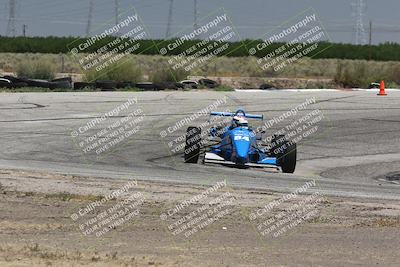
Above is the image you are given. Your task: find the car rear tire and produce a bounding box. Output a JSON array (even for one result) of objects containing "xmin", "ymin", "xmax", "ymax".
[
  {"xmin": 271, "ymin": 135, "xmax": 296, "ymax": 173},
  {"xmin": 184, "ymin": 127, "xmax": 201, "ymax": 163}
]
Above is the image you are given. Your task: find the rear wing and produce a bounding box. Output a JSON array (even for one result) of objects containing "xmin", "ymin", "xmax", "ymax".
[{"xmin": 210, "ymin": 111, "xmax": 263, "ymax": 120}]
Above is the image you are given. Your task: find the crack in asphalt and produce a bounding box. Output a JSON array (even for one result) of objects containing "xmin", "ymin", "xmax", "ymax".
[{"xmin": 0, "ymin": 102, "xmax": 46, "ymax": 110}]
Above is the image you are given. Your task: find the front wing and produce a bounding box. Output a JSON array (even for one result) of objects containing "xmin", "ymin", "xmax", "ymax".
[{"xmin": 204, "ymin": 152, "xmax": 280, "ymax": 171}]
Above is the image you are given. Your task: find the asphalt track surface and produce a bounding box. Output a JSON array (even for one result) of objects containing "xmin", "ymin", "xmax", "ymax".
[{"xmin": 0, "ymin": 90, "xmax": 399, "ymax": 200}]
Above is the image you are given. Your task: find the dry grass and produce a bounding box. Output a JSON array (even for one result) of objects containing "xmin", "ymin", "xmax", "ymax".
[
  {"xmin": 83, "ymin": 60, "xmax": 142, "ymax": 83},
  {"xmin": 15, "ymin": 59, "xmax": 56, "ymax": 80},
  {"xmin": 1, "ymin": 53, "xmax": 400, "ymax": 87},
  {"xmin": 374, "ymin": 218, "xmax": 400, "ymax": 227}
]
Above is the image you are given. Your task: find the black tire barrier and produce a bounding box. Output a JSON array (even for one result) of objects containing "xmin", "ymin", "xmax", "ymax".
[
  {"xmin": 11, "ymin": 82, "xmax": 28, "ymax": 88},
  {"xmin": 259, "ymin": 83, "xmax": 275, "ymax": 90},
  {"xmin": 198, "ymin": 78, "xmax": 219, "ymax": 88},
  {"xmin": 0, "ymin": 80, "xmax": 12, "ymax": 88},
  {"xmin": 135, "ymin": 83, "xmax": 156, "ymax": 90},
  {"xmin": 52, "ymin": 77, "xmax": 72, "ymax": 83},
  {"xmin": 26, "ymin": 79, "xmax": 51, "ymax": 88},
  {"xmin": 49, "ymin": 80, "xmax": 72, "ymax": 90},
  {"xmin": 153, "ymin": 83, "xmax": 166, "ymax": 90},
  {"xmin": 181, "ymin": 82, "xmax": 198, "ymax": 89},
  {"xmin": 2, "ymin": 75, "xmax": 27, "ymax": 84},
  {"xmin": 153, "ymin": 82, "xmax": 182, "ymax": 90},
  {"xmin": 95, "ymin": 80, "xmax": 117, "ymax": 91},
  {"xmin": 73, "ymin": 82, "xmax": 95, "ymax": 90},
  {"xmin": 116, "ymin": 81, "xmax": 135, "ymax": 89},
  {"xmin": 175, "ymin": 82, "xmax": 185, "ymax": 89}
]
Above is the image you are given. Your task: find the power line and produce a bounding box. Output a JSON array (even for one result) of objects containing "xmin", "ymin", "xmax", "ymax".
[{"xmin": 6, "ymin": 0, "xmax": 16, "ymax": 37}]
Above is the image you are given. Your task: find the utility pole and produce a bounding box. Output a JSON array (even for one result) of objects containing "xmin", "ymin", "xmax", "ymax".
[
  {"xmin": 368, "ymin": 20, "xmax": 372, "ymax": 45},
  {"xmin": 22, "ymin": 24, "xmax": 26, "ymax": 37},
  {"xmin": 86, "ymin": 0, "xmax": 94, "ymax": 36},
  {"xmin": 194, "ymin": 0, "xmax": 198, "ymax": 32},
  {"xmin": 368, "ymin": 20, "xmax": 372, "ymax": 60},
  {"xmin": 165, "ymin": 0, "xmax": 174, "ymax": 38},
  {"xmin": 115, "ymin": 0, "xmax": 119, "ymax": 26},
  {"xmin": 6, "ymin": 0, "xmax": 16, "ymax": 37}
]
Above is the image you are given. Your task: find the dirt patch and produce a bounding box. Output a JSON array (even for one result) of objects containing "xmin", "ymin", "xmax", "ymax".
[{"xmin": 0, "ymin": 169, "xmax": 399, "ymax": 266}]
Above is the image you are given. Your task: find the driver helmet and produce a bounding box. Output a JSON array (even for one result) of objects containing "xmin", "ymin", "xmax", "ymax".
[{"xmin": 232, "ymin": 116, "xmax": 248, "ymax": 128}]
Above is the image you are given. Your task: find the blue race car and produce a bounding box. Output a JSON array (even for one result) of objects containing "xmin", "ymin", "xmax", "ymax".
[{"xmin": 184, "ymin": 109, "xmax": 297, "ymax": 173}]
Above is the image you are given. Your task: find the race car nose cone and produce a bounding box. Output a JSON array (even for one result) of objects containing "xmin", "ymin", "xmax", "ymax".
[{"xmin": 235, "ymin": 140, "xmax": 250, "ymax": 164}]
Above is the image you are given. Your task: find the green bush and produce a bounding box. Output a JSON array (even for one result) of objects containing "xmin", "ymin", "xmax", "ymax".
[
  {"xmin": 4, "ymin": 37, "xmax": 400, "ymax": 62},
  {"xmin": 84, "ymin": 60, "xmax": 142, "ymax": 82},
  {"xmin": 16, "ymin": 60, "xmax": 56, "ymax": 80}
]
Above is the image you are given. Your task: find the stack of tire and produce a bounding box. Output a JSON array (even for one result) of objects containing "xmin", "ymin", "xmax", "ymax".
[
  {"xmin": 74, "ymin": 81, "xmax": 184, "ymax": 91},
  {"xmin": 0, "ymin": 75, "xmax": 189, "ymax": 91},
  {"xmin": 198, "ymin": 78, "xmax": 219, "ymax": 88},
  {"xmin": 0, "ymin": 76, "xmax": 28, "ymax": 88},
  {"xmin": 135, "ymin": 82, "xmax": 184, "ymax": 91},
  {"xmin": 0, "ymin": 75, "xmax": 73, "ymax": 90}
]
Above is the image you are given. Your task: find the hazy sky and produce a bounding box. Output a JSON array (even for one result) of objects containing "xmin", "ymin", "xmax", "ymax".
[{"xmin": 1, "ymin": 0, "xmax": 400, "ymax": 44}]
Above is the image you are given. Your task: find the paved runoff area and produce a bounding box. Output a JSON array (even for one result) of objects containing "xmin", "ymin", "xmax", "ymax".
[
  {"xmin": 1, "ymin": 90, "xmax": 400, "ymax": 266},
  {"xmin": 0, "ymin": 90, "xmax": 399, "ymax": 200}
]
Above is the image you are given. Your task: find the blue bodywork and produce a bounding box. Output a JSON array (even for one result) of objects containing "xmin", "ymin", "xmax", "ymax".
[{"xmin": 208, "ymin": 110, "xmax": 277, "ymax": 167}]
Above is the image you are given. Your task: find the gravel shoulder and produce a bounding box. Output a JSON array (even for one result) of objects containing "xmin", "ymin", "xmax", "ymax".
[{"xmin": 0, "ymin": 169, "xmax": 399, "ymax": 267}]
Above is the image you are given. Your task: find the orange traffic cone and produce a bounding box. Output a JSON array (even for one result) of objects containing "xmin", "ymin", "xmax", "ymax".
[{"xmin": 377, "ymin": 80, "xmax": 387, "ymax": 96}]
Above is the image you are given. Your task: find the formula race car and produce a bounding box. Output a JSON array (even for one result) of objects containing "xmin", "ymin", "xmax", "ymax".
[{"xmin": 184, "ymin": 109, "xmax": 297, "ymax": 173}]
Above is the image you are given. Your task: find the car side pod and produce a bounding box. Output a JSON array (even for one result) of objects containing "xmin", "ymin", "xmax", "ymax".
[{"xmin": 377, "ymin": 80, "xmax": 387, "ymax": 96}]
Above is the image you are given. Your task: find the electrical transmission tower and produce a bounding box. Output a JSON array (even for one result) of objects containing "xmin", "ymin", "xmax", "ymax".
[
  {"xmin": 194, "ymin": 0, "xmax": 198, "ymax": 31},
  {"xmin": 165, "ymin": 0, "xmax": 174, "ymax": 38},
  {"xmin": 115, "ymin": 0, "xmax": 120, "ymax": 26},
  {"xmin": 352, "ymin": 0, "xmax": 367, "ymax": 45},
  {"xmin": 86, "ymin": 0, "xmax": 94, "ymax": 36},
  {"xmin": 6, "ymin": 0, "xmax": 16, "ymax": 37}
]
